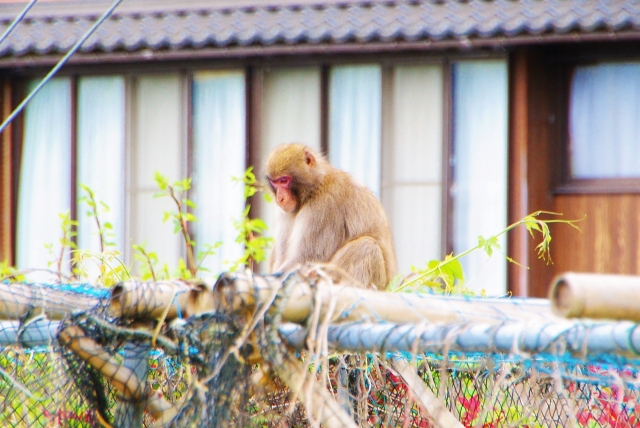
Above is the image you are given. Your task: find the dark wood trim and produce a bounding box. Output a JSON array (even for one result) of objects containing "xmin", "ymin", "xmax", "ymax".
[
  {"xmin": 0, "ymin": 49, "xmax": 508, "ymax": 79},
  {"xmin": 319, "ymin": 64, "xmax": 329, "ymax": 155},
  {"xmin": 507, "ymin": 48, "xmax": 530, "ymax": 297},
  {"xmin": 1, "ymin": 30, "xmax": 639, "ymax": 69},
  {"xmin": 441, "ymin": 59, "xmax": 453, "ymax": 257},
  {"xmin": 10, "ymin": 80, "xmax": 25, "ymax": 264},
  {"xmin": 555, "ymin": 178, "xmax": 640, "ymax": 194},
  {"xmin": 246, "ymin": 66, "xmax": 263, "ymax": 217},
  {"xmin": 123, "ymin": 75, "xmax": 136, "ymax": 264},
  {"xmin": 184, "ymin": 71, "xmax": 194, "ymax": 244},
  {"xmin": 183, "ymin": 71, "xmax": 193, "ymax": 182},
  {"xmin": 552, "ymin": 62, "xmax": 572, "ymax": 190},
  {"xmin": 0, "ymin": 79, "xmax": 13, "ymax": 264},
  {"xmin": 553, "ymin": 59, "xmax": 640, "ymax": 195},
  {"xmin": 525, "ymin": 48, "xmax": 557, "ymax": 298},
  {"xmin": 69, "ymin": 76, "xmax": 78, "ymax": 253},
  {"xmin": 379, "ymin": 64, "xmax": 393, "ymax": 205}
]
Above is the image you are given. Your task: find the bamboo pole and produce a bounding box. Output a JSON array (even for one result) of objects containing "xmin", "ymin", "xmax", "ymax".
[
  {"xmin": 109, "ymin": 280, "xmax": 214, "ymax": 321},
  {"xmin": 214, "ymin": 271, "xmax": 560, "ymax": 327},
  {"xmin": 58, "ymin": 324, "xmax": 176, "ymax": 421},
  {"xmin": 58, "ymin": 325, "xmax": 143, "ymax": 400},
  {"xmin": 390, "ymin": 358, "xmax": 463, "ymax": 428},
  {"xmin": 550, "ymin": 272, "xmax": 640, "ymax": 321},
  {"xmin": 274, "ymin": 353, "xmax": 358, "ymax": 428},
  {"xmin": 0, "ymin": 283, "xmax": 100, "ymax": 320}
]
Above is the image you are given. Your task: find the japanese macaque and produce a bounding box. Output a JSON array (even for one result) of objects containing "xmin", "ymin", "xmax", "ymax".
[{"xmin": 265, "ymin": 143, "xmax": 397, "ymax": 289}]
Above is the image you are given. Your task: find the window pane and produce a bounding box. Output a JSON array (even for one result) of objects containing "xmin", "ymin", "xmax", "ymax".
[
  {"xmin": 77, "ymin": 76, "xmax": 125, "ymax": 260},
  {"xmin": 381, "ymin": 65, "xmax": 443, "ymax": 273},
  {"xmin": 259, "ymin": 67, "xmax": 321, "ymax": 261},
  {"xmin": 130, "ymin": 74, "xmax": 184, "ymax": 271},
  {"xmin": 570, "ymin": 63, "xmax": 640, "ymax": 178},
  {"xmin": 329, "ymin": 65, "xmax": 382, "ymax": 196},
  {"xmin": 452, "ymin": 60, "xmax": 508, "ymax": 296},
  {"xmin": 192, "ymin": 71, "xmax": 246, "ymax": 277},
  {"xmin": 16, "ymin": 78, "xmax": 71, "ymax": 276}
]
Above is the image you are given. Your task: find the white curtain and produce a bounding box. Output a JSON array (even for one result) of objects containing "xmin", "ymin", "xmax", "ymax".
[
  {"xmin": 329, "ymin": 65, "xmax": 382, "ymax": 196},
  {"xmin": 571, "ymin": 63, "xmax": 640, "ymax": 178},
  {"xmin": 259, "ymin": 67, "xmax": 322, "ymax": 263},
  {"xmin": 16, "ymin": 78, "xmax": 71, "ymax": 278},
  {"xmin": 381, "ymin": 65, "xmax": 443, "ymax": 274},
  {"xmin": 192, "ymin": 71, "xmax": 246, "ymax": 278},
  {"xmin": 77, "ymin": 76, "xmax": 125, "ymax": 257},
  {"xmin": 452, "ymin": 60, "xmax": 508, "ymax": 296},
  {"xmin": 130, "ymin": 74, "xmax": 184, "ymax": 271}
]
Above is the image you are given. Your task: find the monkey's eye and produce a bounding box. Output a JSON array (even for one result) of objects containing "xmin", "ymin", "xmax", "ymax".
[{"xmin": 271, "ymin": 177, "xmax": 291, "ymax": 187}]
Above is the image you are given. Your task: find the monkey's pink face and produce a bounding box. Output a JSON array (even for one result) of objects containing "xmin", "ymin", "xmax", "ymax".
[{"xmin": 269, "ymin": 176, "xmax": 297, "ymax": 213}]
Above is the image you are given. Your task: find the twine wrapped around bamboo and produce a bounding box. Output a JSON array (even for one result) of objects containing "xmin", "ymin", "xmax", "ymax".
[
  {"xmin": 214, "ymin": 270, "xmax": 560, "ymax": 326},
  {"xmin": 0, "ymin": 283, "xmax": 99, "ymax": 320},
  {"xmin": 109, "ymin": 280, "xmax": 215, "ymax": 321},
  {"xmin": 549, "ymin": 272, "xmax": 640, "ymax": 321}
]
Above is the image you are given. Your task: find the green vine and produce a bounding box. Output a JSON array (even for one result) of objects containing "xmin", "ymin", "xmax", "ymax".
[{"xmin": 393, "ymin": 211, "xmax": 584, "ymax": 294}]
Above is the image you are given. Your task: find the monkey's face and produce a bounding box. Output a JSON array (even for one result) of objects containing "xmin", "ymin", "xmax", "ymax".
[{"xmin": 268, "ymin": 176, "xmax": 298, "ymax": 213}]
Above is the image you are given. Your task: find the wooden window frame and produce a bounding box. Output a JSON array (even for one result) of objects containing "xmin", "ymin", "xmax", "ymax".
[
  {"xmin": 3, "ymin": 52, "xmax": 506, "ymax": 275},
  {"xmin": 553, "ymin": 54, "xmax": 640, "ymax": 195}
]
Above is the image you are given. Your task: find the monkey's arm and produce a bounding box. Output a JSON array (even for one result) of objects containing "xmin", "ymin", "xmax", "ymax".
[
  {"xmin": 275, "ymin": 195, "xmax": 345, "ymax": 273},
  {"xmin": 269, "ymin": 210, "xmax": 296, "ymax": 273}
]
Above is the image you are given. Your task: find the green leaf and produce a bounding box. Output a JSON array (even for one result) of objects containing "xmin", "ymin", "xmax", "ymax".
[
  {"xmin": 184, "ymin": 199, "xmax": 196, "ymax": 209},
  {"xmin": 154, "ymin": 171, "xmax": 168, "ymax": 189},
  {"xmin": 244, "ymin": 186, "xmax": 257, "ymax": 199},
  {"xmin": 427, "ymin": 260, "xmax": 440, "ymax": 270},
  {"xmin": 478, "ymin": 235, "xmax": 500, "ymax": 257},
  {"xmin": 251, "ymin": 218, "xmax": 268, "ymax": 231},
  {"xmin": 443, "ymin": 257, "xmax": 465, "ymax": 285},
  {"xmin": 176, "ymin": 177, "xmax": 191, "ymax": 191},
  {"xmin": 523, "ymin": 215, "xmax": 542, "ymax": 237}
]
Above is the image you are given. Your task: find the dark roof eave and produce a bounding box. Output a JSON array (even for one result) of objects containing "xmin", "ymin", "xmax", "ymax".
[{"xmin": 0, "ymin": 29, "xmax": 639, "ymax": 69}]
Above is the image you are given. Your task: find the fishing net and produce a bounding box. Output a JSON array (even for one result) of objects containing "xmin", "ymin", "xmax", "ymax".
[{"xmin": 0, "ymin": 270, "xmax": 638, "ymax": 427}]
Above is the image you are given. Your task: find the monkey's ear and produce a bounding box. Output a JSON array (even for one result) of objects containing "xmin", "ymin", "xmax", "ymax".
[{"xmin": 305, "ymin": 151, "xmax": 316, "ymax": 167}]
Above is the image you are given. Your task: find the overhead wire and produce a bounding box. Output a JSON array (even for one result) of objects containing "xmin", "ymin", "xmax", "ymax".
[
  {"xmin": 0, "ymin": 0, "xmax": 124, "ymax": 135},
  {"xmin": 0, "ymin": 0, "xmax": 38, "ymax": 47}
]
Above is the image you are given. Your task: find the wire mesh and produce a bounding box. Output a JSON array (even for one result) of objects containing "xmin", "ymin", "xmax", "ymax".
[{"xmin": 0, "ymin": 275, "xmax": 639, "ymax": 427}]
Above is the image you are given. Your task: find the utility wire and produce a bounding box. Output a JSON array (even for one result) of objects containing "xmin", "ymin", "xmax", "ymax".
[
  {"xmin": 0, "ymin": 0, "xmax": 37, "ymax": 47},
  {"xmin": 0, "ymin": 0, "xmax": 123, "ymax": 135}
]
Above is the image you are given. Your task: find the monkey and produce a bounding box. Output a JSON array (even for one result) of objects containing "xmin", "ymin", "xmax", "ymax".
[{"xmin": 265, "ymin": 143, "xmax": 397, "ymax": 289}]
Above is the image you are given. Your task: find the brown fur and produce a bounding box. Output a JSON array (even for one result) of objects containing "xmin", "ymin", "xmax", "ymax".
[{"xmin": 265, "ymin": 143, "xmax": 397, "ymax": 289}]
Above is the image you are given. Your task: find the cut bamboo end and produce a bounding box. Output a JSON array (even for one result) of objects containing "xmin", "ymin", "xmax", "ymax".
[
  {"xmin": 109, "ymin": 280, "xmax": 214, "ymax": 321},
  {"xmin": 550, "ymin": 272, "xmax": 640, "ymax": 321}
]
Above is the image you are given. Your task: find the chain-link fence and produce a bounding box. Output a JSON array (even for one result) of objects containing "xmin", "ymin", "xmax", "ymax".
[{"xmin": 0, "ymin": 270, "xmax": 639, "ymax": 427}]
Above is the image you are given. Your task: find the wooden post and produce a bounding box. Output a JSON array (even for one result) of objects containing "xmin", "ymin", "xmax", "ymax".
[{"xmin": 508, "ymin": 48, "xmax": 530, "ymax": 297}]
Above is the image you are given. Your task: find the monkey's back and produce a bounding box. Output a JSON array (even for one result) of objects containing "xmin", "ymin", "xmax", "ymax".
[{"xmin": 321, "ymin": 168, "xmax": 398, "ymax": 281}]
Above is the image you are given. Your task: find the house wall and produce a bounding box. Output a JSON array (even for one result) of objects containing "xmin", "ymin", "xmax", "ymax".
[
  {"xmin": 0, "ymin": 52, "xmax": 513, "ymax": 291},
  {"xmin": 512, "ymin": 44, "xmax": 640, "ymax": 297}
]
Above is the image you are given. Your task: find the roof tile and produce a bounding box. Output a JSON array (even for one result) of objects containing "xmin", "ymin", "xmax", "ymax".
[{"xmin": 0, "ymin": 0, "xmax": 639, "ymax": 58}]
